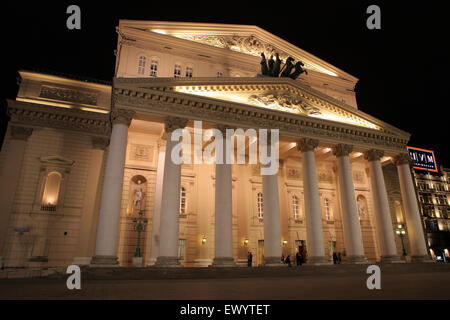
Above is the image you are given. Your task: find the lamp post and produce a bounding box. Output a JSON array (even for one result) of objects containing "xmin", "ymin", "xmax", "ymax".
[
  {"xmin": 395, "ymin": 224, "xmax": 407, "ymax": 256},
  {"xmin": 133, "ymin": 210, "xmax": 148, "ymax": 258}
]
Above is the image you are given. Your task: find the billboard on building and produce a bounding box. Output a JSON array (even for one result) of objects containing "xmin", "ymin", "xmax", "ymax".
[{"xmin": 407, "ymin": 146, "xmax": 438, "ymax": 172}]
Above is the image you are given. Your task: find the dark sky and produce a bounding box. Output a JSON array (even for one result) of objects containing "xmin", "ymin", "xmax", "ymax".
[{"xmin": 2, "ymin": 1, "xmax": 449, "ymax": 167}]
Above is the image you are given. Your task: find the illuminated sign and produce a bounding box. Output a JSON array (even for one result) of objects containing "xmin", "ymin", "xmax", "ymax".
[{"xmin": 407, "ymin": 146, "xmax": 438, "ymax": 172}]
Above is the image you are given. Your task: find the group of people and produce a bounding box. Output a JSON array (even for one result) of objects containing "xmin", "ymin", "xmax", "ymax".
[
  {"xmin": 332, "ymin": 252, "xmax": 342, "ymax": 264},
  {"xmin": 281, "ymin": 252, "xmax": 304, "ymax": 267}
]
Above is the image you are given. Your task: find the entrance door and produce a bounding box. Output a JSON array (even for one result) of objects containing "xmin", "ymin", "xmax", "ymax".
[
  {"xmin": 329, "ymin": 241, "xmax": 336, "ymax": 259},
  {"xmin": 295, "ymin": 240, "xmax": 307, "ymax": 262},
  {"xmin": 258, "ymin": 240, "xmax": 264, "ymax": 266}
]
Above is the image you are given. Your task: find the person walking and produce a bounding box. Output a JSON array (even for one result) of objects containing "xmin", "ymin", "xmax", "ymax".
[
  {"xmin": 337, "ymin": 252, "xmax": 342, "ymax": 264},
  {"xmin": 296, "ymin": 251, "xmax": 302, "ymax": 266},
  {"xmin": 285, "ymin": 255, "xmax": 291, "ymax": 267},
  {"xmin": 332, "ymin": 252, "xmax": 338, "ymax": 264},
  {"xmin": 247, "ymin": 251, "xmax": 253, "ymax": 267}
]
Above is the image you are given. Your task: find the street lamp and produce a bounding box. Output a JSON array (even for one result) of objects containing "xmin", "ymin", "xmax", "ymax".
[
  {"xmin": 395, "ymin": 224, "xmax": 407, "ymax": 256},
  {"xmin": 133, "ymin": 210, "xmax": 148, "ymax": 258}
]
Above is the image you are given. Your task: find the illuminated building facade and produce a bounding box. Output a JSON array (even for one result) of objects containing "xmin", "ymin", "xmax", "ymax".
[{"xmin": 0, "ymin": 21, "xmax": 432, "ymax": 268}]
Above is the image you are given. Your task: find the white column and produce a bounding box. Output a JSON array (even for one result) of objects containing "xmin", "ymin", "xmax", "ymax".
[
  {"xmin": 73, "ymin": 137, "xmax": 108, "ymax": 265},
  {"xmin": 146, "ymin": 138, "xmax": 166, "ymax": 266},
  {"xmin": 298, "ymin": 138, "xmax": 329, "ymax": 264},
  {"xmin": 365, "ymin": 149, "xmax": 401, "ymax": 263},
  {"xmin": 394, "ymin": 153, "xmax": 430, "ymax": 262},
  {"xmin": 262, "ymin": 134, "xmax": 282, "ymax": 266},
  {"xmin": 91, "ymin": 109, "xmax": 134, "ymax": 266},
  {"xmin": 333, "ymin": 144, "xmax": 366, "ymax": 263},
  {"xmin": 0, "ymin": 126, "xmax": 33, "ymax": 268},
  {"xmin": 155, "ymin": 117, "xmax": 188, "ymax": 267},
  {"xmin": 212, "ymin": 126, "xmax": 235, "ymax": 267}
]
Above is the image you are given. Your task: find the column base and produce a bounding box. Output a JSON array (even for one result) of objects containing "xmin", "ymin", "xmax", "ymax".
[
  {"xmin": 410, "ymin": 254, "xmax": 434, "ymax": 263},
  {"xmin": 146, "ymin": 257, "xmax": 157, "ymax": 266},
  {"xmin": 344, "ymin": 255, "xmax": 367, "ymax": 264},
  {"xmin": 380, "ymin": 255, "xmax": 404, "ymax": 264},
  {"xmin": 90, "ymin": 255, "xmax": 119, "ymax": 267},
  {"xmin": 154, "ymin": 256, "xmax": 182, "ymax": 267},
  {"xmin": 211, "ymin": 257, "xmax": 236, "ymax": 267},
  {"xmin": 264, "ymin": 256, "xmax": 286, "ymax": 267},
  {"xmin": 307, "ymin": 256, "xmax": 331, "ymax": 265},
  {"xmin": 194, "ymin": 259, "xmax": 213, "ymax": 267},
  {"xmin": 72, "ymin": 257, "xmax": 92, "ymax": 266}
]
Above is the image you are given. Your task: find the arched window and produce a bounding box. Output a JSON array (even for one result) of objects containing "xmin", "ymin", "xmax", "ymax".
[
  {"xmin": 137, "ymin": 56, "xmax": 146, "ymax": 75},
  {"xmin": 174, "ymin": 64, "xmax": 181, "ymax": 78},
  {"xmin": 41, "ymin": 172, "xmax": 62, "ymax": 211},
  {"xmin": 257, "ymin": 192, "xmax": 264, "ymax": 219},
  {"xmin": 150, "ymin": 59, "xmax": 158, "ymax": 77},
  {"xmin": 217, "ymin": 71, "xmax": 223, "ymax": 77},
  {"xmin": 292, "ymin": 195, "xmax": 300, "ymax": 220},
  {"xmin": 357, "ymin": 195, "xmax": 367, "ymax": 220},
  {"xmin": 185, "ymin": 66, "xmax": 193, "ymax": 78},
  {"xmin": 180, "ymin": 187, "xmax": 187, "ymax": 215},
  {"xmin": 324, "ymin": 198, "xmax": 332, "ymax": 221}
]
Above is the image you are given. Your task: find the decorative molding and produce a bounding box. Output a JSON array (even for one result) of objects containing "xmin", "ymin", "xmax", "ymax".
[
  {"xmin": 286, "ymin": 166, "xmax": 302, "ymax": 180},
  {"xmin": 129, "ymin": 144, "xmax": 154, "ymax": 162},
  {"xmin": 39, "ymin": 85, "xmax": 98, "ymax": 105},
  {"xmin": 8, "ymin": 99, "xmax": 110, "ymax": 136},
  {"xmin": 333, "ymin": 144, "xmax": 353, "ymax": 157},
  {"xmin": 10, "ymin": 125, "xmax": 33, "ymax": 141},
  {"xmin": 248, "ymin": 92, "xmax": 321, "ymax": 115},
  {"xmin": 111, "ymin": 108, "xmax": 134, "ymax": 126},
  {"xmin": 364, "ymin": 149, "xmax": 384, "ymax": 162},
  {"xmin": 393, "ymin": 153, "xmax": 412, "ymax": 166},
  {"xmin": 165, "ymin": 117, "xmax": 188, "ymax": 133},
  {"xmin": 297, "ymin": 138, "xmax": 319, "ymax": 152}
]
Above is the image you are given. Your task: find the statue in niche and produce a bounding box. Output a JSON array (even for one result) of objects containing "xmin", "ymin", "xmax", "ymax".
[
  {"xmin": 133, "ymin": 180, "xmax": 144, "ymax": 210},
  {"xmin": 357, "ymin": 197, "xmax": 365, "ymax": 219}
]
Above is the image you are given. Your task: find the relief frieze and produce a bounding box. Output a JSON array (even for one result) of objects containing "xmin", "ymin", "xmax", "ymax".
[{"xmin": 39, "ymin": 85, "xmax": 98, "ymax": 105}]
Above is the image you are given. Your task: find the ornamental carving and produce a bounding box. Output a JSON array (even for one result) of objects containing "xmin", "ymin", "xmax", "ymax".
[
  {"xmin": 364, "ymin": 149, "xmax": 384, "ymax": 162},
  {"xmin": 164, "ymin": 117, "xmax": 188, "ymax": 133},
  {"xmin": 333, "ymin": 144, "xmax": 353, "ymax": 157},
  {"xmin": 39, "ymin": 85, "xmax": 98, "ymax": 105},
  {"xmin": 393, "ymin": 153, "xmax": 411, "ymax": 166},
  {"xmin": 286, "ymin": 166, "xmax": 302, "ymax": 180},
  {"xmin": 297, "ymin": 138, "xmax": 319, "ymax": 152},
  {"xmin": 130, "ymin": 144, "xmax": 154, "ymax": 162},
  {"xmin": 248, "ymin": 92, "xmax": 321, "ymax": 115},
  {"xmin": 11, "ymin": 126, "xmax": 33, "ymax": 141},
  {"xmin": 111, "ymin": 109, "xmax": 134, "ymax": 126},
  {"xmin": 318, "ymin": 171, "xmax": 333, "ymax": 183}
]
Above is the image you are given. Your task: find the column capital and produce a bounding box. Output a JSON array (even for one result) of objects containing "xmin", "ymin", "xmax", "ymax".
[
  {"xmin": 333, "ymin": 144, "xmax": 353, "ymax": 157},
  {"xmin": 297, "ymin": 138, "xmax": 319, "ymax": 152},
  {"xmin": 110, "ymin": 109, "xmax": 134, "ymax": 126},
  {"xmin": 393, "ymin": 153, "xmax": 411, "ymax": 166},
  {"xmin": 164, "ymin": 117, "xmax": 188, "ymax": 133},
  {"xmin": 364, "ymin": 149, "xmax": 384, "ymax": 162},
  {"xmin": 216, "ymin": 124, "xmax": 235, "ymax": 134},
  {"xmin": 10, "ymin": 126, "xmax": 33, "ymax": 141},
  {"xmin": 91, "ymin": 136, "xmax": 109, "ymax": 150}
]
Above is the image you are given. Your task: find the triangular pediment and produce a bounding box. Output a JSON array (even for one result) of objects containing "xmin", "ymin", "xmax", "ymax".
[
  {"xmin": 119, "ymin": 20, "xmax": 357, "ymax": 82},
  {"xmin": 121, "ymin": 77, "xmax": 407, "ymax": 138}
]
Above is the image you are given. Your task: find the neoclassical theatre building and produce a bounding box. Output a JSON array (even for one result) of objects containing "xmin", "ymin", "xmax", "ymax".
[{"xmin": 0, "ymin": 21, "xmax": 431, "ymax": 268}]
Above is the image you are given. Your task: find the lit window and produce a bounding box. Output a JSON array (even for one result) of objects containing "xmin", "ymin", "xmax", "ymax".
[
  {"xmin": 41, "ymin": 172, "xmax": 62, "ymax": 211},
  {"xmin": 257, "ymin": 192, "xmax": 264, "ymax": 219},
  {"xmin": 138, "ymin": 56, "xmax": 146, "ymax": 75},
  {"xmin": 150, "ymin": 59, "xmax": 158, "ymax": 77},
  {"xmin": 185, "ymin": 66, "xmax": 193, "ymax": 78},
  {"xmin": 174, "ymin": 64, "xmax": 181, "ymax": 78},
  {"xmin": 180, "ymin": 187, "xmax": 186, "ymax": 215},
  {"xmin": 292, "ymin": 195, "xmax": 300, "ymax": 220},
  {"xmin": 324, "ymin": 198, "xmax": 332, "ymax": 221}
]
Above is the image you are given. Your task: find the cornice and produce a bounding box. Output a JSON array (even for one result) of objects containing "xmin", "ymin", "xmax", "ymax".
[
  {"xmin": 112, "ymin": 83, "xmax": 409, "ymax": 153},
  {"xmin": 114, "ymin": 77, "xmax": 411, "ymax": 139},
  {"xmin": 7, "ymin": 99, "xmax": 110, "ymax": 136}
]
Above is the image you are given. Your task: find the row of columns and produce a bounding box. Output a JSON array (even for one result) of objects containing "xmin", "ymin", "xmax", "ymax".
[{"xmin": 88, "ymin": 113, "xmax": 430, "ymax": 266}]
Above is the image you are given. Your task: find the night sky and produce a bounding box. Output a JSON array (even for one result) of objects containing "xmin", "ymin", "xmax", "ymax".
[{"xmin": 2, "ymin": 1, "xmax": 449, "ymax": 167}]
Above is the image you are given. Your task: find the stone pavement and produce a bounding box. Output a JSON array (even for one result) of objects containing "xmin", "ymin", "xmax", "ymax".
[{"xmin": 1, "ymin": 263, "xmax": 450, "ymax": 299}]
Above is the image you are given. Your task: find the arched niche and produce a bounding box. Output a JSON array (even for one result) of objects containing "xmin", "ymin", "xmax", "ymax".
[{"xmin": 127, "ymin": 175, "xmax": 148, "ymax": 214}]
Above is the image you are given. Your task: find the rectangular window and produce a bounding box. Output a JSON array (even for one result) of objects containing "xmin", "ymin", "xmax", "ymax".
[
  {"xmin": 217, "ymin": 71, "xmax": 223, "ymax": 77},
  {"xmin": 174, "ymin": 64, "xmax": 181, "ymax": 78},
  {"xmin": 150, "ymin": 60, "xmax": 158, "ymax": 77},
  {"xmin": 185, "ymin": 66, "xmax": 193, "ymax": 78},
  {"xmin": 257, "ymin": 193, "xmax": 263, "ymax": 219}
]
